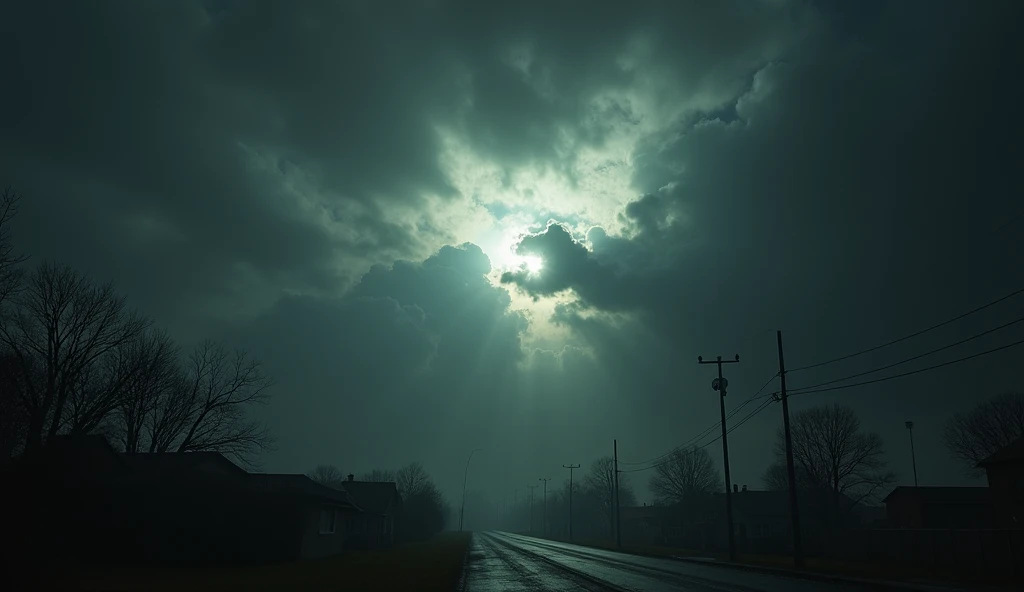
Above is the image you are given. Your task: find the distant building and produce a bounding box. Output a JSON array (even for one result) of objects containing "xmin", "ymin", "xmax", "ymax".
[
  {"xmin": 882, "ymin": 486, "xmax": 992, "ymax": 529},
  {"xmin": 338, "ymin": 473, "xmax": 402, "ymax": 548},
  {"xmin": 978, "ymin": 436, "xmax": 1024, "ymax": 527},
  {"xmin": 8, "ymin": 435, "xmax": 364, "ymax": 567}
]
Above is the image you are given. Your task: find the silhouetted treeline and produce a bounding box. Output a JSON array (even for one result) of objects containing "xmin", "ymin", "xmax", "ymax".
[
  {"xmin": 0, "ymin": 187, "xmax": 274, "ymax": 465},
  {"xmin": 309, "ymin": 461, "xmax": 452, "ymax": 542}
]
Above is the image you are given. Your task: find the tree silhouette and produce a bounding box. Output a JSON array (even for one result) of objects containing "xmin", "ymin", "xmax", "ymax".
[
  {"xmin": 0, "ymin": 262, "xmax": 148, "ymax": 450},
  {"xmin": 308, "ymin": 464, "xmax": 346, "ymax": 489},
  {"xmin": 779, "ymin": 403, "xmax": 895, "ymax": 520},
  {"xmin": 649, "ymin": 445, "xmax": 721, "ymax": 506},
  {"xmin": 362, "ymin": 468, "xmax": 396, "ymax": 482},
  {"xmin": 943, "ymin": 392, "xmax": 1024, "ymax": 476}
]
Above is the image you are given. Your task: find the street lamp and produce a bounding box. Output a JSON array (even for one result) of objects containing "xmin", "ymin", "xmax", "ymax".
[
  {"xmin": 459, "ymin": 448, "xmax": 483, "ymax": 532},
  {"xmin": 905, "ymin": 422, "xmax": 918, "ymax": 486}
]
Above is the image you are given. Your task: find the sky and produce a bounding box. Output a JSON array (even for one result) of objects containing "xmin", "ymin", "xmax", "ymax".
[{"xmin": 2, "ymin": 0, "xmax": 1022, "ymax": 506}]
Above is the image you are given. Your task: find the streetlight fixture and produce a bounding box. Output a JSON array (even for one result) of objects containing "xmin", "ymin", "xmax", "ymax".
[
  {"xmin": 905, "ymin": 422, "xmax": 918, "ymax": 486},
  {"xmin": 459, "ymin": 448, "xmax": 483, "ymax": 532}
]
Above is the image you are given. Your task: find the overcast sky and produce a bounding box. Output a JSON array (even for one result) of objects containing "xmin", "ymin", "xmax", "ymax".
[{"xmin": 2, "ymin": 0, "xmax": 1022, "ymax": 505}]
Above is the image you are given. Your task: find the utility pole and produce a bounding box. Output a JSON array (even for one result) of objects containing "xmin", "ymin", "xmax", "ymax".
[
  {"xmin": 539, "ymin": 478, "xmax": 551, "ymax": 536},
  {"xmin": 906, "ymin": 421, "xmax": 919, "ymax": 487},
  {"xmin": 459, "ymin": 448, "xmax": 482, "ymax": 532},
  {"xmin": 614, "ymin": 439, "xmax": 622, "ymax": 549},
  {"xmin": 563, "ymin": 463, "xmax": 581, "ymax": 542},
  {"xmin": 526, "ymin": 484, "xmax": 538, "ymax": 534},
  {"xmin": 698, "ymin": 353, "xmax": 740, "ymax": 562},
  {"xmin": 776, "ymin": 331, "xmax": 804, "ymax": 568},
  {"xmin": 514, "ymin": 488, "xmax": 518, "ymax": 532}
]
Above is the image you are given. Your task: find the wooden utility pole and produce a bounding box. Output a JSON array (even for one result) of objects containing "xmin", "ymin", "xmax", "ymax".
[
  {"xmin": 614, "ymin": 439, "xmax": 622, "ymax": 549},
  {"xmin": 777, "ymin": 330, "xmax": 804, "ymax": 567},
  {"xmin": 539, "ymin": 478, "xmax": 551, "ymax": 536},
  {"xmin": 563, "ymin": 463, "xmax": 581, "ymax": 542},
  {"xmin": 526, "ymin": 484, "xmax": 538, "ymax": 534},
  {"xmin": 698, "ymin": 353, "xmax": 740, "ymax": 562},
  {"xmin": 906, "ymin": 421, "xmax": 919, "ymax": 487}
]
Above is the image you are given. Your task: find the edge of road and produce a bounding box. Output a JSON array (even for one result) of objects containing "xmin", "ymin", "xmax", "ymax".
[
  {"xmin": 665, "ymin": 555, "xmax": 971, "ymax": 592},
  {"xmin": 454, "ymin": 535, "xmax": 472, "ymax": 592},
  {"xmin": 495, "ymin": 532, "xmax": 986, "ymax": 592}
]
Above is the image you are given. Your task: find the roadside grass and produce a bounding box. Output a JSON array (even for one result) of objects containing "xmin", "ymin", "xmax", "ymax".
[
  {"xmin": 46, "ymin": 532, "xmax": 472, "ymax": 592},
  {"xmin": 514, "ymin": 532, "xmax": 1019, "ymax": 588}
]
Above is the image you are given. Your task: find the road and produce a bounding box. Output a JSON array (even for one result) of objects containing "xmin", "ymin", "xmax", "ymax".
[{"xmin": 463, "ymin": 531, "xmax": 962, "ymax": 592}]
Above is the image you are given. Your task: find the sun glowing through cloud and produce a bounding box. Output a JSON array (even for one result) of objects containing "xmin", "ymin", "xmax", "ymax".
[{"xmin": 522, "ymin": 255, "xmax": 543, "ymax": 275}]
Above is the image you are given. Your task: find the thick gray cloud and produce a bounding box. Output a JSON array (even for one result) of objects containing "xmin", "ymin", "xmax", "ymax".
[{"xmin": 2, "ymin": 0, "xmax": 1022, "ymax": 504}]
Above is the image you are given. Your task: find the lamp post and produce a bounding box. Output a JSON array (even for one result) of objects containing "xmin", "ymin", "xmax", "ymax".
[
  {"xmin": 459, "ymin": 448, "xmax": 482, "ymax": 532},
  {"xmin": 905, "ymin": 422, "xmax": 918, "ymax": 487}
]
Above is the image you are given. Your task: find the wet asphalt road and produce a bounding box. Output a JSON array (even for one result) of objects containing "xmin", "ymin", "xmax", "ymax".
[{"xmin": 463, "ymin": 531, "xmax": 959, "ymax": 592}]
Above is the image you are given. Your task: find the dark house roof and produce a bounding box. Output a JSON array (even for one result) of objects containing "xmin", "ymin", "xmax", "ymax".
[
  {"xmin": 341, "ymin": 479, "xmax": 401, "ymax": 514},
  {"xmin": 883, "ymin": 486, "xmax": 991, "ymax": 504},
  {"xmin": 978, "ymin": 437, "xmax": 1024, "ymax": 467},
  {"xmin": 248, "ymin": 474, "xmax": 361, "ymax": 509},
  {"xmin": 17, "ymin": 434, "xmax": 134, "ymax": 480},
  {"xmin": 121, "ymin": 451, "xmax": 248, "ymax": 478}
]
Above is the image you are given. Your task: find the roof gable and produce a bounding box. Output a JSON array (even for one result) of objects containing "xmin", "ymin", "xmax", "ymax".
[
  {"xmin": 883, "ymin": 486, "xmax": 991, "ymax": 504},
  {"xmin": 121, "ymin": 451, "xmax": 247, "ymax": 478},
  {"xmin": 978, "ymin": 436, "xmax": 1024, "ymax": 467},
  {"xmin": 248, "ymin": 474, "xmax": 360, "ymax": 509}
]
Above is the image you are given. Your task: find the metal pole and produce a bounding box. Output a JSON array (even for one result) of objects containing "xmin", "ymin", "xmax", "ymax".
[
  {"xmin": 614, "ymin": 439, "xmax": 622, "ymax": 549},
  {"xmin": 539, "ymin": 478, "xmax": 550, "ymax": 536},
  {"xmin": 526, "ymin": 485, "xmax": 538, "ymax": 534},
  {"xmin": 906, "ymin": 421, "xmax": 919, "ymax": 486},
  {"xmin": 563, "ymin": 464, "xmax": 580, "ymax": 542},
  {"xmin": 778, "ymin": 330, "xmax": 804, "ymax": 568},
  {"xmin": 699, "ymin": 354, "xmax": 739, "ymax": 562},
  {"xmin": 459, "ymin": 448, "xmax": 481, "ymax": 532}
]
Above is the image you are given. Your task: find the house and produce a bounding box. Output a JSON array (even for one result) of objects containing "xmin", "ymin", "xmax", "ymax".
[
  {"xmin": 338, "ymin": 473, "xmax": 402, "ymax": 548},
  {"xmin": 620, "ymin": 504, "xmax": 665, "ymax": 545},
  {"xmin": 978, "ymin": 436, "xmax": 1024, "ymax": 527},
  {"xmin": 882, "ymin": 486, "xmax": 993, "ymax": 529},
  {"xmin": 247, "ymin": 473, "xmax": 362, "ymax": 559},
  {"xmin": 8, "ymin": 435, "xmax": 364, "ymax": 567}
]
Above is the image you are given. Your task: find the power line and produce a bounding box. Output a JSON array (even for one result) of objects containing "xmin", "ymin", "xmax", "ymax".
[
  {"xmin": 790, "ymin": 316, "xmax": 1024, "ymax": 394},
  {"xmin": 791, "ymin": 337, "xmax": 1024, "ymax": 396},
  {"xmin": 788, "ymin": 286, "xmax": 1024, "ymax": 373},
  {"xmin": 618, "ymin": 372, "xmax": 778, "ymax": 467},
  {"xmin": 619, "ymin": 397, "xmax": 776, "ymax": 474}
]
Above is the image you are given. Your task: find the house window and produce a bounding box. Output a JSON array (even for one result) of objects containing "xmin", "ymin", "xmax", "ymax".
[{"xmin": 319, "ymin": 509, "xmax": 337, "ymax": 534}]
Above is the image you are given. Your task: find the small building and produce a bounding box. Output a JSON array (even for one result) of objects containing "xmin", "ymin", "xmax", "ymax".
[
  {"xmin": 8, "ymin": 435, "xmax": 364, "ymax": 567},
  {"xmin": 978, "ymin": 436, "xmax": 1024, "ymax": 527},
  {"xmin": 620, "ymin": 504, "xmax": 665, "ymax": 546},
  {"xmin": 339, "ymin": 473, "xmax": 402, "ymax": 548},
  {"xmin": 882, "ymin": 486, "xmax": 992, "ymax": 529},
  {"xmin": 247, "ymin": 473, "xmax": 363, "ymax": 560}
]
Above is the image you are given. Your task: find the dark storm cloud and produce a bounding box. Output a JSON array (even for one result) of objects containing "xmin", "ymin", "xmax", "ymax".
[
  {"xmin": 3, "ymin": 0, "xmax": 1023, "ymax": 501},
  {"xmin": 499, "ymin": 1, "xmax": 1024, "ymax": 486}
]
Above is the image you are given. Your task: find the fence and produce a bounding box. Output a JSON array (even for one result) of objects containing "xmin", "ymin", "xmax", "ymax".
[{"xmin": 831, "ymin": 528, "xmax": 1024, "ymax": 575}]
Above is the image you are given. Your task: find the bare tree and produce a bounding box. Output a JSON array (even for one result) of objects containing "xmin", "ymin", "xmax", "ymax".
[
  {"xmin": 308, "ymin": 464, "xmax": 346, "ymax": 488},
  {"xmin": 943, "ymin": 392, "xmax": 1024, "ymax": 476},
  {"xmin": 362, "ymin": 468, "xmax": 396, "ymax": 482},
  {"xmin": 780, "ymin": 403, "xmax": 895, "ymax": 520},
  {"xmin": 114, "ymin": 330, "xmax": 180, "ymax": 453},
  {"xmin": 396, "ymin": 461, "xmax": 431, "ymax": 496},
  {"xmin": 0, "ymin": 262, "xmax": 149, "ymax": 450},
  {"xmin": 0, "ymin": 187, "xmax": 28, "ymax": 305},
  {"xmin": 583, "ymin": 456, "xmax": 637, "ymax": 537},
  {"xmin": 164, "ymin": 340, "xmax": 275, "ymax": 465},
  {"xmin": 0, "ymin": 350, "xmax": 31, "ymax": 458},
  {"xmin": 648, "ymin": 445, "xmax": 721, "ymax": 506}
]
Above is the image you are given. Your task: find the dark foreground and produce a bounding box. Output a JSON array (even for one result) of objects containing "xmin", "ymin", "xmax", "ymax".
[
  {"xmin": 464, "ymin": 532, "xmax": 973, "ymax": 592},
  {"xmin": 40, "ymin": 532, "xmax": 470, "ymax": 591}
]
